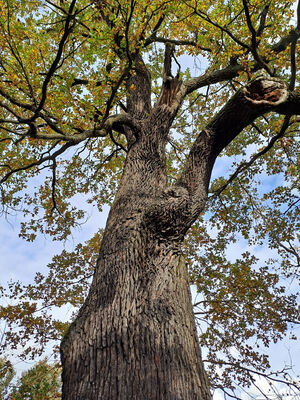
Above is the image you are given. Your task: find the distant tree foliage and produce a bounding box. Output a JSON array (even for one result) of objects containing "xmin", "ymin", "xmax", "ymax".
[
  {"xmin": 0, "ymin": 358, "xmax": 61, "ymax": 400},
  {"xmin": 11, "ymin": 360, "xmax": 61, "ymax": 400}
]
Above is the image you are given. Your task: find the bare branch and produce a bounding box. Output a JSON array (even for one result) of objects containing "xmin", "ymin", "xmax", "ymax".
[
  {"xmin": 146, "ymin": 36, "xmax": 212, "ymax": 53},
  {"xmin": 50, "ymin": 157, "xmax": 61, "ymax": 215},
  {"xmin": 206, "ymin": 360, "xmax": 300, "ymax": 390},
  {"xmin": 163, "ymin": 43, "xmax": 174, "ymax": 82},
  {"xmin": 289, "ymin": 39, "xmax": 297, "ymax": 91}
]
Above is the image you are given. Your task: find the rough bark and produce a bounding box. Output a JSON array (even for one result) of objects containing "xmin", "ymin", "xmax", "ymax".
[
  {"xmin": 60, "ymin": 60, "xmax": 300, "ymax": 399},
  {"xmin": 61, "ymin": 229, "xmax": 210, "ymax": 399},
  {"xmin": 61, "ymin": 115, "xmax": 211, "ymax": 399}
]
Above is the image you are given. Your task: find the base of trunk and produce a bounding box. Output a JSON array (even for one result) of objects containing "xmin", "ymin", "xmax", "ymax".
[{"xmin": 61, "ymin": 233, "xmax": 211, "ymax": 400}]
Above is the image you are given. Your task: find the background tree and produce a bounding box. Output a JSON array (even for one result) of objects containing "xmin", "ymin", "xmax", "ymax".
[
  {"xmin": 0, "ymin": 358, "xmax": 61, "ymax": 400},
  {"xmin": 11, "ymin": 359, "xmax": 61, "ymax": 400},
  {"xmin": 0, "ymin": 0, "xmax": 299, "ymax": 399}
]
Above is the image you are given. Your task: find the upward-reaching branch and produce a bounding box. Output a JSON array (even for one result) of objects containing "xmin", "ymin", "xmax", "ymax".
[
  {"xmin": 126, "ymin": 54, "xmax": 152, "ymax": 119},
  {"xmin": 163, "ymin": 43, "xmax": 174, "ymax": 82},
  {"xmin": 29, "ymin": 0, "xmax": 77, "ymax": 121}
]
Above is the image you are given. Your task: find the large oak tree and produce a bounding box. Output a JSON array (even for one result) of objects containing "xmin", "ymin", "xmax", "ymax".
[{"xmin": 0, "ymin": 0, "xmax": 299, "ymax": 399}]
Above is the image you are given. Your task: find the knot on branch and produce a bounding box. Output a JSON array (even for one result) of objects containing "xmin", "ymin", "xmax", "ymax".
[{"xmin": 243, "ymin": 77, "xmax": 288, "ymax": 106}]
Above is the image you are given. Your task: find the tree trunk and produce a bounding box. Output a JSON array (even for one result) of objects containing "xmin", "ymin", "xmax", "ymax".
[
  {"xmin": 60, "ymin": 120, "xmax": 211, "ymax": 399},
  {"xmin": 61, "ymin": 230, "xmax": 210, "ymax": 399},
  {"xmin": 60, "ymin": 71, "xmax": 297, "ymax": 399}
]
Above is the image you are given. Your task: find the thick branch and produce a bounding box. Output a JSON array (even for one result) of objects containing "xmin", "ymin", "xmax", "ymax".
[
  {"xmin": 272, "ymin": 0, "xmax": 300, "ymax": 53},
  {"xmin": 183, "ymin": 64, "xmax": 243, "ymax": 95},
  {"xmin": 210, "ymin": 116, "xmax": 291, "ymax": 198},
  {"xmin": 272, "ymin": 30, "xmax": 300, "ymax": 53},
  {"xmin": 178, "ymin": 76, "xmax": 300, "ymax": 218},
  {"xmin": 1, "ymin": 113, "xmax": 136, "ymax": 144},
  {"xmin": 163, "ymin": 43, "xmax": 174, "ymax": 82}
]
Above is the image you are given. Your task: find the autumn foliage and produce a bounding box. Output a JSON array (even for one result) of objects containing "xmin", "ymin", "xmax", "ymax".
[{"xmin": 0, "ymin": 0, "xmax": 299, "ymax": 398}]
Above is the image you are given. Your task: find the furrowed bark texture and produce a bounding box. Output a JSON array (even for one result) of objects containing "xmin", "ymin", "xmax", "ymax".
[
  {"xmin": 60, "ymin": 68, "xmax": 299, "ymax": 399},
  {"xmin": 61, "ymin": 112, "xmax": 211, "ymax": 399}
]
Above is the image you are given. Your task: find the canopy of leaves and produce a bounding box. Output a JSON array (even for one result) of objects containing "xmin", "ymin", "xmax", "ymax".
[{"xmin": 0, "ymin": 0, "xmax": 299, "ymax": 398}]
